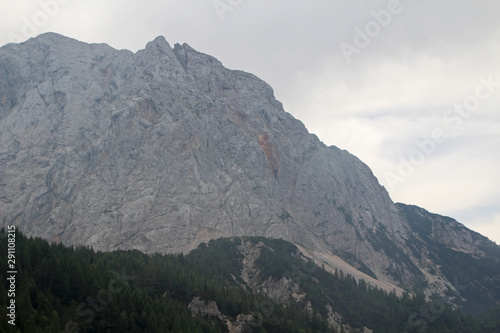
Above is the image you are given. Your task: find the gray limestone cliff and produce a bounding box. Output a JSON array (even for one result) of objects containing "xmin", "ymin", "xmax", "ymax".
[{"xmin": 1, "ymin": 33, "xmax": 499, "ymax": 302}]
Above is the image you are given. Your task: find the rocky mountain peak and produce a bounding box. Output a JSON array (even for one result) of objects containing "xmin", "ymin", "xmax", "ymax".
[{"xmin": 1, "ymin": 33, "xmax": 499, "ymax": 311}]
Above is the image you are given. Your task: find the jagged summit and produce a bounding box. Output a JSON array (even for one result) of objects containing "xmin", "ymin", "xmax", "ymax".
[{"xmin": 1, "ymin": 33, "xmax": 499, "ymax": 313}]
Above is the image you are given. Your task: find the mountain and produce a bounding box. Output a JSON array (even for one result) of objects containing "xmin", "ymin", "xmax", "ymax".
[
  {"xmin": 396, "ymin": 203, "xmax": 500, "ymax": 316},
  {"xmin": 0, "ymin": 33, "xmax": 499, "ymax": 314}
]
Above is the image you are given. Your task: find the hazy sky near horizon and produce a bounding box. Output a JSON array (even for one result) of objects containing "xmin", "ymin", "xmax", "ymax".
[{"xmin": 1, "ymin": 0, "xmax": 499, "ymax": 243}]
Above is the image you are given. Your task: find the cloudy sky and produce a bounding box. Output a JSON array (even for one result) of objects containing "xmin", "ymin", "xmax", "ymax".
[{"xmin": 1, "ymin": 0, "xmax": 499, "ymax": 243}]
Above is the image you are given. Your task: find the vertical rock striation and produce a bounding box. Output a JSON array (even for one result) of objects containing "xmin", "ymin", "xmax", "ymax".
[{"xmin": 1, "ymin": 33, "xmax": 499, "ymax": 301}]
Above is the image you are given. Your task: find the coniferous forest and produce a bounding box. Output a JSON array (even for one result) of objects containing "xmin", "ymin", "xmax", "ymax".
[{"xmin": 1, "ymin": 229, "xmax": 499, "ymax": 332}]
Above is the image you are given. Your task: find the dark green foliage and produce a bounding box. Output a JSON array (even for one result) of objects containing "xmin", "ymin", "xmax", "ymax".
[
  {"xmin": 397, "ymin": 203, "xmax": 500, "ymax": 317},
  {"xmin": 247, "ymin": 235, "xmax": 498, "ymax": 333},
  {"xmin": 434, "ymin": 243, "xmax": 500, "ymax": 316},
  {"xmin": 479, "ymin": 241, "xmax": 500, "ymax": 258},
  {"xmin": 0, "ymin": 230, "xmax": 333, "ymax": 332},
  {"xmin": 400, "ymin": 204, "xmax": 434, "ymax": 236},
  {"xmin": 337, "ymin": 205, "xmax": 354, "ymax": 226},
  {"xmin": 277, "ymin": 209, "xmax": 292, "ymax": 222},
  {"xmin": 253, "ymin": 237, "xmax": 300, "ymax": 279},
  {"xmin": 1, "ymin": 230, "xmax": 498, "ymax": 332},
  {"xmin": 188, "ymin": 237, "xmax": 244, "ymax": 285}
]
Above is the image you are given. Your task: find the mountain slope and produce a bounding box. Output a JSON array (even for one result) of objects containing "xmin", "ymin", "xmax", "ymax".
[
  {"xmin": 397, "ymin": 203, "xmax": 500, "ymax": 315},
  {"xmin": 0, "ymin": 33, "xmax": 499, "ymax": 313},
  {"xmin": 3, "ymin": 231, "xmax": 498, "ymax": 332},
  {"xmin": 0, "ymin": 33, "xmax": 410, "ymax": 279}
]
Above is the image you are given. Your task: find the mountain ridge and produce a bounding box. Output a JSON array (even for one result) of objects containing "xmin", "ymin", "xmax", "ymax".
[{"xmin": 0, "ymin": 33, "xmax": 499, "ymax": 313}]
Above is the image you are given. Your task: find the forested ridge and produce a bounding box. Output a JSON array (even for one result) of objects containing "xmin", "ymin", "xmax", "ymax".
[{"xmin": 1, "ymin": 229, "xmax": 499, "ymax": 332}]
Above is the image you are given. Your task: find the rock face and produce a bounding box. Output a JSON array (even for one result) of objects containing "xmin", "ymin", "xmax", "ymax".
[
  {"xmin": 326, "ymin": 305, "xmax": 373, "ymax": 333},
  {"xmin": 238, "ymin": 240, "xmax": 306, "ymax": 303},
  {"xmin": 188, "ymin": 297, "xmax": 222, "ymax": 319},
  {"xmin": 0, "ymin": 33, "xmax": 499, "ymax": 301}
]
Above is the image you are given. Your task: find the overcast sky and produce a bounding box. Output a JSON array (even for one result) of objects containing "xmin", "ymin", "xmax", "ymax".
[{"xmin": 1, "ymin": 0, "xmax": 499, "ymax": 243}]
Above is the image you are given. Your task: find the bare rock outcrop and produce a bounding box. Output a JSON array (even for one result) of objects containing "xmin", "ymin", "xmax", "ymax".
[{"xmin": 1, "ymin": 33, "xmax": 499, "ymax": 303}]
